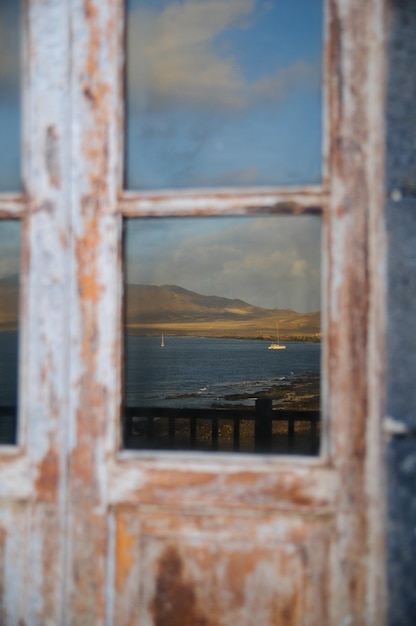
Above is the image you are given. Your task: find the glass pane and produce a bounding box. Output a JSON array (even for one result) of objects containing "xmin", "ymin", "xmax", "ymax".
[
  {"xmin": 125, "ymin": 0, "xmax": 323, "ymax": 190},
  {"xmin": 123, "ymin": 215, "xmax": 321, "ymax": 454},
  {"xmin": 0, "ymin": 0, "xmax": 20, "ymax": 191},
  {"xmin": 0, "ymin": 221, "xmax": 20, "ymax": 444}
]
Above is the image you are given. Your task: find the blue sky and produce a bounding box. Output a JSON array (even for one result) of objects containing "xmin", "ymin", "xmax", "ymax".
[
  {"xmin": 0, "ymin": 1, "xmax": 322, "ymax": 312},
  {"xmin": 126, "ymin": 0, "xmax": 323, "ymax": 189},
  {"xmin": 0, "ymin": 2, "xmax": 21, "ymax": 283},
  {"xmin": 0, "ymin": 0, "xmax": 20, "ymax": 191},
  {"xmin": 125, "ymin": 215, "xmax": 321, "ymax": 312},
  {"xmin": 0, "ymin": 221, "xmax": 20, "ymax": 279},
  {"xmin": 125, "ymin": 2, "xmax": 322, "ymax": 313}
]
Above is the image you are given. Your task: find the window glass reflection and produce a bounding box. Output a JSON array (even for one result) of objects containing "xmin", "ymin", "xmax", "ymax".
[
  {"xmin": 0, "ymin": 0, "xmax": 20, "ymax": 191},
  {"xmin": 123, "ymin": 216, "xmax": 321, "ymax": 454},
  {"xmin": 0, "ymin": 221, "xmax": 20, "ymax": 444},
  {"xmin": 125, "ymin": 0, "xmax": 323, "ymax": 190}
]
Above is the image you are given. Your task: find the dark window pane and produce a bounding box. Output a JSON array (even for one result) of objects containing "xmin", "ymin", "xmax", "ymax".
[
  {"xmin": 125, "ymin": 0, "xmax": 323, "ymax": 190},
  {"xmin": 0, "ymin": 221, "xmax": 20, "ymax": 445},
  {"xmin": 122, "ymin": 216, "xmax": 321, "ymax": 454},
  {"xmin": 0, "ymin": 0, "xmax": 20, "ymax": 191}
]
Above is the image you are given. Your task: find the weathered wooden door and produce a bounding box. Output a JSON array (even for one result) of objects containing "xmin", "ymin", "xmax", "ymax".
[{"xmin": 0, "ymin": 0, "xmax": 386, "ymax": 624}]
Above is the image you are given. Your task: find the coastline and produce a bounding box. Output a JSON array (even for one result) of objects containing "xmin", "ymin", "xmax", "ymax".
[
  {"xmin": 125, "ymin": 328, "xmax": 321, "ymax": 343},
  {"xmin": 127, "ymin": 372, "xmax": 321, "ymax": 454},
  {"xmin": 212, "ymin": 372, "xmax": 320, "ymax": 411},
  {"xmin": 164, "ymin": 371, "xmax": 320, "ymax": 412}
]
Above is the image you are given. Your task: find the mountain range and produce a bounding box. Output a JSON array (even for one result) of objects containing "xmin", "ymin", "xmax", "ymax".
[
  {"xmin": 125, "ymin": 284, "xmax": 320, "ymax": 340},
  {"xmin": 0, "ymin": 276, "xmax": 320, "ymax": 340},
  {"xmin": 0, "ymin": 274, "xmax": 19, "ymax": 330}
]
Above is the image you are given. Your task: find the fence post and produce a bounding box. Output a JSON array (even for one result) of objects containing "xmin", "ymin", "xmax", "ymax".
[
  {"xmin": 310, "ymin": 415, "xmax": 319, "ymax": 454},
  {"xmin": 212, "ymin": 416, "xmax": 219, "ymax": 451},
  {"xmin": 146, "ymin": 414, "xmax": 154, "ymax": 442},
  {"xmin": 233, "ymin": 415, "xmax": 240, "ymax": 452},
  {"xmin": 255, "ymin": 398, "xmax": 273, "ymax": 452},
  {"xmin": 288, "ymin": 416, "xmax": 295, "ymax": 451}
]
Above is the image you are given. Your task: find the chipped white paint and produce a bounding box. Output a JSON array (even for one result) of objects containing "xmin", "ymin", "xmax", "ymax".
[
  {"xmin": 0, "ymin": 454, "xmax": 31, "ymax": 500},
  {"xmin": 120, "ymin": 187, "xmax": 326, "ymax": 217},
  {"xmin": 0, "ymin": 0, "xmax": 71, "ymax": 624},
  {"xmin": 0, "ymin": 195, "xmax": 24, "ymax": 218}
]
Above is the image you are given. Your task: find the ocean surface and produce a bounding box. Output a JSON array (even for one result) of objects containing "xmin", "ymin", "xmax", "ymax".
[
  {"xmin": 0, "ymin": 332, "xmax": 19, "ymax": 443},
  {"xmin": 0, "ymin": 331, "xmax": 18, "ymax": 407},
  {"xmin": 0, "ymin": 332, "xmax": 321, "ymax": 409},
  {"xmin": 124, "ymin": 336, "xmax": 320, "ymax": 409}
]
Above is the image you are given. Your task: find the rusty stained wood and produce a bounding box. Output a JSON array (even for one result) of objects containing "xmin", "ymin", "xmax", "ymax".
[
  {"xmin": 119, "ymin": 187, "xmax": 326, "ymax": 218},
  {"xmin": 0, "ymin": 0, "xmax": 73, "ymax": 624},
  {"xmin": 0, "ymin": 504, "xmax": 28, "ymax": 626},
  {"xmin": 0, "ymin": 451, "xmax": 31, "ymax": 500},
  {"xmin": 67, "ymin": 0, "xmax": 387, "ymax": 624},
  {"xmin": 108, "ymin": 457, "xmax": 339, "ymax": 514},
  {"xmin": 0, "ymin": 195, "xmax": 25, "ymax": 219},
  {"xmin": 24, "ymin": 0, "xmax": 71, "ymax": 623},
  {"xmin": 66, "ymin": 1, "xmax": 335, "ymax": 624},
  {"xmin": 362, "ymin": 0, "xmax": 388, "ymax": 619},
  {"xmin": 110, "ymin": 507, "xmax": 334, "ymax": 626},
  {"xmin": 324, "ymin": 0, "xmax": 387, "ymax": 623},
  {"xmin": 66, "ymin": 0, "xmax": 122, "ymax": 623}
]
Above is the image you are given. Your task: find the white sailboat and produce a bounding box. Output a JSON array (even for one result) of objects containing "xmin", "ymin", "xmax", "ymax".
[
  {"xmin": 268, "ymin": 323, "xmax": 286, "ymax": 350},
  {"xmin": 161, "ymin": 333, "xmax": 165, "ymax": 348}
]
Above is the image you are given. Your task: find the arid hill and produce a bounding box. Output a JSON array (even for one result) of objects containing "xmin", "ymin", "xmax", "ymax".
[
  {"xmin": 125, "ymin": 284, "xmax": 320, "ymax": 340},
  {"xmin": 0, "ymin": 274, "xmax": 19, "ymax": 330},
  {"xmin": 0, "ymin": 278, "xmax": 321, "ymax": 340}
]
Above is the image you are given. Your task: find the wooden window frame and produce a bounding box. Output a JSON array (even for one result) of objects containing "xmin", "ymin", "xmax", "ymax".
[{"xmin": 0, "ymin": 0, "xmax": 387, "ymax": 623}]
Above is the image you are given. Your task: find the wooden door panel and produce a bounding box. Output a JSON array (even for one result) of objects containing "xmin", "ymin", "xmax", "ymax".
[
  {"xmin": 0, "ymin": 504, "xmax": 27, "ymax": 626},
  {"xmin": 109, "ymin": 459, "xmax": 338, "ymax": 514},
  {"xmin": 65, "ymin": 0, "xmax": 386, "ymax": 623},
  {"xmin": 112, "ymin": 507, "xmax": 333, "ymax": 626}
]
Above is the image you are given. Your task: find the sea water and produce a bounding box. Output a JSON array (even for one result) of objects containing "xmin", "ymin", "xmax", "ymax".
[
  {"xmin": 0, "ymin": 332, "xmax": 321, "ymax": 450},
  {"xmin": 0, "ymin": 331, "xmax": 18, "ymax": 407},
  {"xmin": 0, "ymin": 332, "xmax": 321, "ymax": 410},
  {"xmin": 124, "ymin": 336, "xmax": 320, "ymax": 408},
  {"xmin": 0, "ymin": 331, "xmax": 19, "ymax": 443}
]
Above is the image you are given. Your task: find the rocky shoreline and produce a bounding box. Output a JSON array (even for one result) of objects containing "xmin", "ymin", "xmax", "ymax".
[{"xmin": 211, "ymin": 372, "xmax": 320, "ymax": 411}]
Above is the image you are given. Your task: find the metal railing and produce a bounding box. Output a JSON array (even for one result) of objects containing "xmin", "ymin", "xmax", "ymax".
[
  {"xmin": 124, "ymin": 398, "xmax": 320, "ymax": 454},
  {"xmin": 0, "ymin": 406, "xmax": 17, "ymax": 445}
]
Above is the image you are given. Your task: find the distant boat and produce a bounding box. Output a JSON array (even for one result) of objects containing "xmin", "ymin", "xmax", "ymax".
[
  {"xmin": 268, "ymin": 323, "xmax": 286, "ymax": 350},
  {"xmin": 161, "ymin": 333, "xmax": 165, "ymax": 348}
]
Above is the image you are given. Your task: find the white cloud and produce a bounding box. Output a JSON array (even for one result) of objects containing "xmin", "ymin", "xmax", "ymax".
[
  {"xmin": 127, "ymin": 0, "xmax": 320, "ymax": 112},
  {"xmin": 291, "ymin": 258, "xmax": 308, "ymax": 277},
  {"xmin": 253, "ymin": 60, "xmax": 321, "ymax": 102},
  {"xmin": 0, "ymin": 4, "xmax": 20, "ymax": 92},
  {"xmin": 128, "ymin": 0, "xmax": 253, "ymax": 110},
  {"xmin": 126, "ymin": 216, "xmax": 321, "ymax": 311}
]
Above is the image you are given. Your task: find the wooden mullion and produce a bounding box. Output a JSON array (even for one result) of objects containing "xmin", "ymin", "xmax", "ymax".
[
  {"xmin": 118, "ymin": 188, "xmax": 326, "ymax": 218},
  {"xmin": 0, "ymin": 194, "xmax": 25, "ymax": 218}
]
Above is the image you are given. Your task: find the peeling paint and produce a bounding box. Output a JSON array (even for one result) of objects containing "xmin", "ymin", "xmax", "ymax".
[
  {"xmin": 115, "ymin": 514, "xmax": 135, "ymax": 593},
  {"xmin": 45, "ymin": 126, "xmax": 61, "ymax": 189},
  {"xmin": 151, "ymin": 546, "xmax": 210, "ymax": 626},
  {"xmin": 34, "ymin": 444, "xmax": 59, "ymax": 504}
]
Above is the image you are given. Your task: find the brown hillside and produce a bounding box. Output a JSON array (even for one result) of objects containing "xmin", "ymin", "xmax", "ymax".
[
  {"xmin": 0, "ymin": 274, "xmax": 19, "ymax": 330},
  {"xmin": 125, "ymin": 284, "xmax": 320, "ymax": 340}
]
